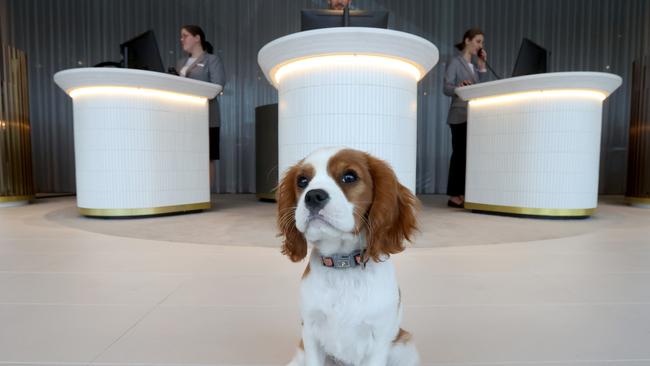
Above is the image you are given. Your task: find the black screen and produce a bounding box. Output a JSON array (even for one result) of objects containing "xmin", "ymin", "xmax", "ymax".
[
  {"xmin": 512, "ymin": 38, "xmax": 548, "ymax": 77},
  {"xmin": 300, "ymin": 9, "xmax": 389, "ymax": 31},
  {"xmin": 120, "ymin": 30, "xmax": 165, "ymax": 73}
]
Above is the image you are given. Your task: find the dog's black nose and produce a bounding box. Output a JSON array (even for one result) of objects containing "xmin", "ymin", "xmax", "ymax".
[{"xmin": 305, "ymin": 189, "xmax": 330, "ymax": 211}]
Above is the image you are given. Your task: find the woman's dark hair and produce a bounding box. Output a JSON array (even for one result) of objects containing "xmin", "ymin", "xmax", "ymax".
[
  {"xmin": 455, "ymin": 28, "xmax": 484, "ymax": 51},
  {"xmin": 182, "ymin": 25, "xmax": 214, "ymax": 54}
]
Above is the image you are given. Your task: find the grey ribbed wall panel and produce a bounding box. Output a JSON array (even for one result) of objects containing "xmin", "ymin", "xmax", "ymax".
[
  {"xmin": 5, "ymin": 0, "xmax": 648, "ymax": 194},
  {"xmin": 0, "ymin": 0, "xmax": 9, "ymax": 45}
]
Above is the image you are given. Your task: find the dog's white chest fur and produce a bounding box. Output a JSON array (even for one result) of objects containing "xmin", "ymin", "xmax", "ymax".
[{"xmin": 301, "ymin": 253, "xmax": 401, "ymax": 365}]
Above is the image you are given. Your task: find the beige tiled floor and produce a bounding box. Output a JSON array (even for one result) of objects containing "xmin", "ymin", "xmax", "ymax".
[{"xmin": 0, "ymin": 195, "xmax": 649, "ymax": 365}]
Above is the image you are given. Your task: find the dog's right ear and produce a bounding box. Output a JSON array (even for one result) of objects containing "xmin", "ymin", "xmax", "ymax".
[{"xmin": 277, "ymin": 164, "xmax": 308, "ymax": 262}]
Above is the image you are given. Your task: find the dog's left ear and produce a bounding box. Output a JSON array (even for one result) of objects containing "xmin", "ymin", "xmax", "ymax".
[{"xmin": 364, "ymin": 154, "xmax": 419, "ymax": 262}]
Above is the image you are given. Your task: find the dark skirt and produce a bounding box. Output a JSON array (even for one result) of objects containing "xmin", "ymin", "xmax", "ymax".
[
  {"xmin": 447, "ymin": 122, "xmax": 467, "ymax": 196},
  {"xmin": 209, "ymin": 127, "xmax": 219, "ymax": 161}
]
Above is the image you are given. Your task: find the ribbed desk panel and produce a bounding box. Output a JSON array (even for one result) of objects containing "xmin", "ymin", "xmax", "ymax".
[
  {"xmin": 277, "ymin": 62, "xmax": 418, "ymax": 191},
  {"xmin": 466, "ymin": 97, "xmax": 603, "ymax": 210},
  {"xmin": 72, "ymin": 94, "xmax": 209, "ymax": 210}
]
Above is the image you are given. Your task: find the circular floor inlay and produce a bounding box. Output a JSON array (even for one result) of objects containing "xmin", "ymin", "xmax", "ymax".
[{"xmin": 44, "ymin": 195, "xmax": 638, "ymax": 248}]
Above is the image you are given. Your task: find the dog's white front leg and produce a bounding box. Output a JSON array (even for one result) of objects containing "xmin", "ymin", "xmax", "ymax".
[
  {"xmin": 360, "ymin": 341, "xmax": 390, "ymax": 366},
  {"xmin": 302, "ymin": 328, "xmax": 326, "ymax": 366}
]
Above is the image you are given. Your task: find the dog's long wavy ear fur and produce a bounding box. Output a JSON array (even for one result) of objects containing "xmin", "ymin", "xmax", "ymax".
[
  {"xmin": 365, "ymin": 154, "xmax": 419, "ymax": 262},
  {"xmin": 277, "ymin": 164, "xmax": 308, "ymax": 262}
]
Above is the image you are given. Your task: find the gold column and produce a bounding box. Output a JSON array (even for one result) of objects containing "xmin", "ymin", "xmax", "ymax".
[
  {"xmin": 0, "ymin": 44, "xmax": 34, "ymax": 205},
  {"xmin": 626, "ymin": 56, "xmax": 650, "ymax": 207}
]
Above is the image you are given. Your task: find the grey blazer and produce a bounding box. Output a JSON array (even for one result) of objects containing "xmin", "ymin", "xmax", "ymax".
[
  {"xmin": 443, "ymin": 54, "xmax": 489, "ymax": 125},
  {"xmin": 177, "ymin": 52, "xmax": 226, "ymax": 127}
]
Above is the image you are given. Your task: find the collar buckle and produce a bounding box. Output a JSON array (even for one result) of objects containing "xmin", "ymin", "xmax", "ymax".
[{"xmin": 321, "ymin": 250, "xmax": 366, "ymax": 269}]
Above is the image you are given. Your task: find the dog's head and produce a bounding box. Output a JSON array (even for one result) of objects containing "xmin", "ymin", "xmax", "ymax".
[{"xmin": 277, "ymin": 148, "xmax": 418, "ymax": 262}]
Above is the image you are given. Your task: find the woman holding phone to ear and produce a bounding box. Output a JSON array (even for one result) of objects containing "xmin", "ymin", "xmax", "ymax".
[{"xmin": 442, "ymin": 28, "xmax": 488, "ymax": 208}]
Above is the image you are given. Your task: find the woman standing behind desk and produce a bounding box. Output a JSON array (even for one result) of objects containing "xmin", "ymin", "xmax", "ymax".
[
  {"xmin": 443, "ymin": 28, "xmax": 488, "ymax": 208},
  {"xmin": 177, "ymin": 25, "xmax": 225, "ymax": 190}
]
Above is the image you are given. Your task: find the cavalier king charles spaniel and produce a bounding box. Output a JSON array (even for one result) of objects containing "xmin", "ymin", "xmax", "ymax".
[{"xmin": 277, "ymin": 147, "xmax": 420, "ymax": 366}]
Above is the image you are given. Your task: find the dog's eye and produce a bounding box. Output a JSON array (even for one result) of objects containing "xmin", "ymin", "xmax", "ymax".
[
  {"xmin": 297, "ymin": 175, "xmax": 309, "ymax": 189},
  {"xmin": 341, "ymin": 170, "xmax": 358, "ymax": 184}
]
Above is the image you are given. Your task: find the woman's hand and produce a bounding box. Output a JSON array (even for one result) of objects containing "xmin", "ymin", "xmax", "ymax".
[
  {"xmin": 478, "ymin": 48, "xmax": 487, "ymax": 69},
  {"xmin": 459, "ymin": 80, "xmax": 472, "ymax": 87}
]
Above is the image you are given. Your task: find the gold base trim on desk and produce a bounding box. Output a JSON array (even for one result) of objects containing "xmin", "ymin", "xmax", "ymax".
[
  {"xmin": 464, "ymin": 202, "xmax": 595, "ymax": 217},
  {"xmin": 0, "ymin": 195, "xmax": 34, "ymax": 203},
  {"xmin": 256, "ymin": 192, "xmax": 276, "ymax": 201},
  {"xmin": 625, "ymin": 196, "xmax": 650, "ymax": 206},
  {"xmin": 78, "ymin": 202, "xmax": 211, "ymax": 217}
]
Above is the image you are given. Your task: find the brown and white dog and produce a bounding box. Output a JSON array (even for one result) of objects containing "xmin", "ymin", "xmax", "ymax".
[{"xmin": 277, "ymin": 147, "xmax": 420, "ymax": 366}]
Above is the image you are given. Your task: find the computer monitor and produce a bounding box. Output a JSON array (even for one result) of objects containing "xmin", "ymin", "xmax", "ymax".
[
  {"xmin": 300, "ymin": 9, "xmax": 389, "ymax": 31},
  {"xmin": 120, "ymin": 30, "xmax": 165, "ymax": 73},
  {"xmin": 512, "ymin": 38, "xmax": 548, "ymax": 77}
]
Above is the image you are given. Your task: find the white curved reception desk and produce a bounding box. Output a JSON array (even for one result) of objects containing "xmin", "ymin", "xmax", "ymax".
[
  {"xmin": 258, "ymin": 28, "xmax": 438, "ymax": 191},
  {"xmin": 456, "ymin": 72, "xmax": 622, "ymax": 218},
  {"xmin": 54, "ymin": 68, "xmax": 222, "ymax": 217}
]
